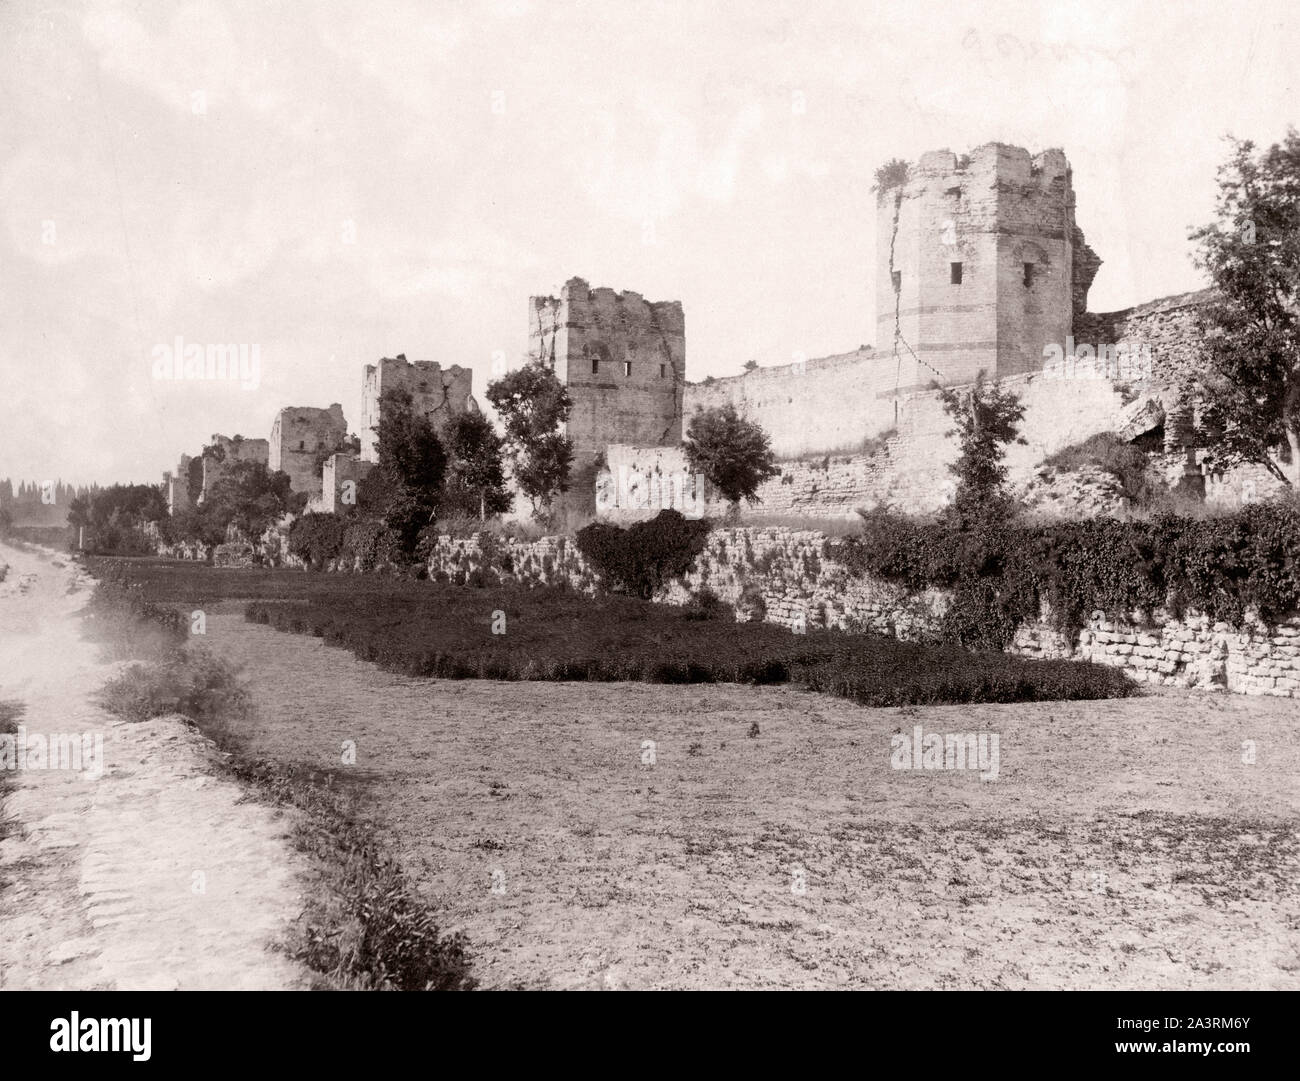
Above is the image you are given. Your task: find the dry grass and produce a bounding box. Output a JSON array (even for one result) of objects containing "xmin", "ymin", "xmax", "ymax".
[{"xmin": 203, "ymin": 610, "xmax": 1300, "ymax": 990}]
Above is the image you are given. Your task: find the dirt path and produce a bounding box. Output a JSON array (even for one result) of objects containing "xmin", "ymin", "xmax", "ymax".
[{"xmin": 0, "ymin": 543, "xmax": 308, "ymax": 990}]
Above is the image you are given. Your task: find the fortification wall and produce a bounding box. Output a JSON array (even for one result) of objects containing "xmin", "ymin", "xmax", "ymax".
[
  {"xmin": 200, "ymin": 435, "xmax": 269, "ymax": 501},
  {"xmin": 632, "ymin": 369, "xmax": 1129, "ymax": 521},
  {"xmin": 683, "ymin": 349, "xmax": 895, "ymax": 459},
  {"xmin": 419, "ymin": 526, "xmax": 1300, "ymax": 699},
  {"xmin": 311, "ymin": 453, "xmax": 374, "ymax": 514}
]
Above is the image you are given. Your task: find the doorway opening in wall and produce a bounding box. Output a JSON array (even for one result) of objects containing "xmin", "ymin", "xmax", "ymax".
[
  {"xmin": 1023, "ymin": 262, "xmax": 1035, "ymax": 287},
  {"xmin": 624, "ymin": 360, "xmax": 631, "ymax": 377},
  {"xmin": 950, "ymin": 261, "xmax": 963, "ymax": 284}
]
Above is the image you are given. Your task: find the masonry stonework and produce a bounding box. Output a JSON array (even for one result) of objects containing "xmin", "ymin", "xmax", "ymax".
[
  {"xmin": 878, "ymin": 144, "xmax": 1096, "ymax": 391},
  {"xmin": 199, "ymin": 435, "xmax": 269, "ymax": 502},
  {"xmin": 419, "ymin": 527, "xmax": 1300, "ymax": 701},
  {"xmin": 359, "ymin": 355, "xmax": 478, "ymax": 463},
  {"xmin": 269, "ymin": 403, "xmax": 347, "ymax": 497},
  {"xmin": 529, "ymin": 277, "xmax": 685, "ymax": 470}
]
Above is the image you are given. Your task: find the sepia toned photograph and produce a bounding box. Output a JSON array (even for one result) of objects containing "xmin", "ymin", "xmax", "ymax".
[{"xmin": 0, "ymin": 0, "xmax": 1296, "ymax": 1054}]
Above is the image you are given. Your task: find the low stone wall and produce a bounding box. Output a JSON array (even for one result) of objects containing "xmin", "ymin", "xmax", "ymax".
[
  {"xmin": 426, "ymin": 525, "xmax": 1300, "ymax": 700},
  {"xmin": 425, "ymin": 533, "xmax": 598, "ymax": 592}
]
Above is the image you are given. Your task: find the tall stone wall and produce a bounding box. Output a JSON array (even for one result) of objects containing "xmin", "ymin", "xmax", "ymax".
[
  {"xmin": 684, "ymin": 348, "xmax": 896, "ymax": 459},
  {"xmin": 649, "ymin": 369, "xmax": 1131, "ymax": 521},
  {"xmin": 360, "ymin": 355, "xmax": 477, "ymax": 462},
  {"xmin": 270, "ymin": 403, "xmax": 347, "ymax": 497}
]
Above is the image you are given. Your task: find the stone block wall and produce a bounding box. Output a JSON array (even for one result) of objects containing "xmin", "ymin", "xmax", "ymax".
[
  {"xmin": 616, "ymin": 367, "xmax": 1130, "ymax": 522},
  {"xmin": 529, "ymin": 278, "xmax": 685, "ymax": 459},
  {"xmin": 270, "ymin": 404, "xmax": 347, "ymax": 497},
  {"xmin": 424, "ymin": 524, "xmax": 1300, "ymax": 700}
]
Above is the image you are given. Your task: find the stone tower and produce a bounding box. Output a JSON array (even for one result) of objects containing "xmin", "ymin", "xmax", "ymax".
[
  {"xmin": 875, "ymin": 143, "xmax": 1100, "ymax": 392},
  {"xmin": 269, "ymin": 403, "xmax": 347, "ymax": 497},
  {"xmin": 527, "ymin": 278, "xmax": 686, "ymax": 471},
  {"xmin": 359, "ymin": 355, "xmax": 478, "ymax": 463}
]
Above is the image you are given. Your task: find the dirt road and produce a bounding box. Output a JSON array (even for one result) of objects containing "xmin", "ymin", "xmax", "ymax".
[{"xmin": 0, "ymin": 543, "xmax": 307, "ymax": 990}]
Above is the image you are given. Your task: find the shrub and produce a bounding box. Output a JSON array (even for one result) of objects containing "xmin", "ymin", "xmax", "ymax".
[
  {"xmin": 94, "ymin": 649, "xmax": 251, "ymax": 727},
  {"xmin": 288, "ymin": 512, "xmax": 346, "ymax": 570},
  {"xmin": 576, "ymin": 509, "xmax": 711, "ymax": 598},
  {"xmin": 682, "ymin": 586, "xmax": 730, "ymax": 621}
]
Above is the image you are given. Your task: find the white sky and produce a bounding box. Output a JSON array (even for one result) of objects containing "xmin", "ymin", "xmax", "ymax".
[{"xmin": 2, "ymin": 0, "xmax": 1297, "ymax": 484}]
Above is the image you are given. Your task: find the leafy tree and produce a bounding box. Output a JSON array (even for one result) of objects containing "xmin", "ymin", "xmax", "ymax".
[
  {"xmin": 873, "ymin": 157, "xmax": 910, "ymax": 193},
  {"xmin": 442, "ymin": 412, "xmax": 511, "ymax": 520},
  {"xmin": 203, "ymin": 462, "xmax": 304, "ymax": 541},
  {"xmin": 1187, "ymin": 130, "xmax": 1300, "ymax": 486},
  {"xmin": 682, "ymin": 404, "xmax": 778, "ymax": 506},
  {"xmin": 938, "ymin": 373, "xmax": 1027, "ymax": 527},
  {"xmin": 373, "ymin": 388, "xmax": 446, "ymax": 496},
  {"xmin": 288, "ymin": 512, "xmax": 346, "ymax": 571},
  {"xmin": 356, "ymin": 387, "xmax": 446, "ymax": 560},
  {"xmin": 66, "ymin": 484, "xmax": 168, "ymax": 554},
  {"xmin": 486, "ymin": 363, "xmax": 573, "ymax": 515}
]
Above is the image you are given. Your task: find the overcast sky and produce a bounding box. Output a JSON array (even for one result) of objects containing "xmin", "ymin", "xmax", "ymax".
[{"xmin": 2, "ymin": 0, "xmax": 1296, "ymax": 485}]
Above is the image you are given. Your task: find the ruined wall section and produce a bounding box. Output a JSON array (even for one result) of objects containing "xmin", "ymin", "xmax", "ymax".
[
  {"xmin": 199, "ymin": 435, "xmax": 269, "ymax": 502},
  {"xmin": 163, "ymin": 453, "xmax": 193, "ymax": 515},
  {"xmin": 360, "ymin": 356, "xmax": 477, "ymax": 463},
  {"xmin": 312, "ymin": 453, "xmax": 374, "ymax": 514},
  {"xmin": 270, "ymin": 404, "xmax": 347, "ymax": 497}
]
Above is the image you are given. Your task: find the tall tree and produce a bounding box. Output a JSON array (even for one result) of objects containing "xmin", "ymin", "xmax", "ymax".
[
  {"xmin": 443, "ymin": 411, "xmax": 511, "ymax": 520},
  {"xmin": 486, "ymin": 363, "xmax": 573, "ymax": 515},
  {"xmin": 357, "ymin": 387, "xmax": 446, "ymax": 558},
  {"xmin": 938, "ymin": 372, "xmax": 1026, "ymax": 527},
  {"xmin": 1188, "ymin": 129, "xmax": 1300, "ymax": 485},
  {"xmin": 682, "ymin": 403, "xmax": 778, "ymax": 507}
]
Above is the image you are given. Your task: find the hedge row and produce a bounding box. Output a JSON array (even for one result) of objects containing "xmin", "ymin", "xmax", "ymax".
[{"xmin": 832, "ymin": 503, "xmax": 1300, "ymax": 649}]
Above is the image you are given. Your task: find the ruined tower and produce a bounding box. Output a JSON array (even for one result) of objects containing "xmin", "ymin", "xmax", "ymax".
[
  {"xmin": 875, "ymin": 143, "xmax": 1100, "ymax": 391},
  {"xmin": 359, "ymin": 355, "xmax": 479, "ymax": 463},
  {"xmin": 269, "ymin": 403, "xmax": 348, "ymax": 496},
  {"xmin": 528, "ymin": 277, "xmax": 685, "ymax": 471}
]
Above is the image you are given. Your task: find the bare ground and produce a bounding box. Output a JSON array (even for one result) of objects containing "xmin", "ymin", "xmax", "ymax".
[
  {"xmin": 0, "ymin": 544, "xmax": 309, "ymax": 990},
  {"xmin": 201, "ymin": 607, "xmax": 1300, "ymax": 990}
]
